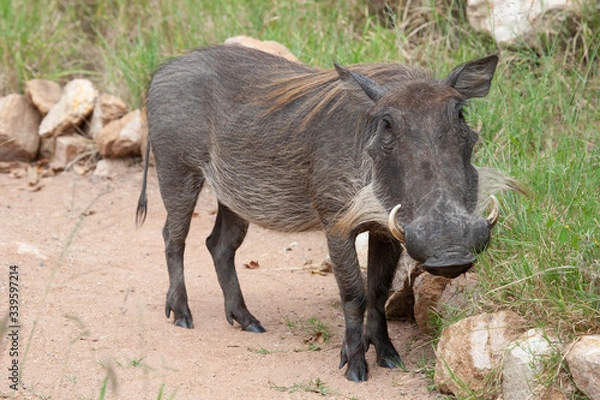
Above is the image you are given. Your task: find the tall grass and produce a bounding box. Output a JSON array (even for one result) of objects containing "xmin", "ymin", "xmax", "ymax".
[
  {"xmin": 1, "ymin": 0, "xmax": 599, "ymax": 394},
  {"xmin": 475, "ymin": 43, "xmax": 600, "ymax": 335},
  {"xmin": 0, "ymin": 0, "xmax": 496, "ymax": 104}
]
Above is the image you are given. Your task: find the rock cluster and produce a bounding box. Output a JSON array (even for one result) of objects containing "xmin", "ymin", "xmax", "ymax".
[
  {"xmin": 0, "ymin": 77, "xmax": 146, "ymax": 171},
  {"xmin": 386, "ymin": 266, "xmax": 598, "ymax": 400},
  {"xmin": 0, "ymin": 34, "xmax": 307, "ymax": 168}
]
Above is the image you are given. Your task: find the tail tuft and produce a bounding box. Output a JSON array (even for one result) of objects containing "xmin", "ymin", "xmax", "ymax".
[{"xmin": 136, "ymin": 193, "xmax": 148, "ymax": 227}]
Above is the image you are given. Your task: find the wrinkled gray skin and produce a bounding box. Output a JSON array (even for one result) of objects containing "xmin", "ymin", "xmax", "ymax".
[{"xmin": 137, "ymin": 45, "xmax": 499, "ymax": 382}]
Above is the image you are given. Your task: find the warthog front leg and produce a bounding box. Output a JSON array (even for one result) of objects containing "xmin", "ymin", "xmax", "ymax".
[
  {"xmin": 327, "ymin": 234, "xmax": 369, "ymax": 382},
  {"xmin": 365, "ymin": 231, "xmax": 402, "ymax": 369}
]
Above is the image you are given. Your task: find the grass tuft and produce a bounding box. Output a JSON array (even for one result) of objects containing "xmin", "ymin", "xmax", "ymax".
[{"xmin": 270, "ymin": 377, "xmax": 336, "ymax": 396}]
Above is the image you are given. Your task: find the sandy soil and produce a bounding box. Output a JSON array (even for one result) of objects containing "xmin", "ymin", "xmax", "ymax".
[{"xmin": 0, "ymin": 161, "xmax": 442, "ymax": 400}]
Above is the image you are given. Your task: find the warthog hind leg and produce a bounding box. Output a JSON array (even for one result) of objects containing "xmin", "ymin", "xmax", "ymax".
[
  {"xmin": 161, "ymin": 171, "xmax": 204, "ymax": 329},
  {"xmin": 206, "ymin": 202, "xmax": 265, "ymax": 333}
]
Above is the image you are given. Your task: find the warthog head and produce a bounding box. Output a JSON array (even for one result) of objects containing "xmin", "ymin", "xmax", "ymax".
[{"xmin": 336, "ymin": 55, "xmax": 500, "ymax": 278}]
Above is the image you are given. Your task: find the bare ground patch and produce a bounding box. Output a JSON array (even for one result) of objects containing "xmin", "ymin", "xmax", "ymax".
[{"xmin": 0, "ymin": 165, "xmax": 441, "ymax": 399}]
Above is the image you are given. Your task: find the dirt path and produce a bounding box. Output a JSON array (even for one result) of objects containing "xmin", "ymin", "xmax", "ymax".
[{"xmin": 0, "ymin": 163, "xmax": 441, "ymax": 399}]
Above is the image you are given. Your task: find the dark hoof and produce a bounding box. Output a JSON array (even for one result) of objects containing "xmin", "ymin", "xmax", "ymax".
[
  {"xmin": 339, "ymin": 339, "xmax": 368, "ymax": 381},
  {"xmin": 174, "ymin": 316, "xmax": 194, "ymax": 329},
  {"xmin": 166, "ymin": 304, "xmax": 194, "ymax": 329},
  {"xmin": 244, "ymin": 322, "xmax": 266, "ymax": 333},
  {"xmin": 345, "ymin": 364, "xmax": 368, "ymax": 382}
]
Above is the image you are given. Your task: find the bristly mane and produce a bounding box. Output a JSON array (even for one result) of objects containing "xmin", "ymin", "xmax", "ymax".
[{"xmin": 254, "ymin": 61, "xmax": 432, "ymax": 131}]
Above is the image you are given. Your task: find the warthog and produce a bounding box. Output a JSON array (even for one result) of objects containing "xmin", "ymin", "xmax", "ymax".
[{"xmin": 137, "ymin": 45, "xmax": 500, "ymax": 382}]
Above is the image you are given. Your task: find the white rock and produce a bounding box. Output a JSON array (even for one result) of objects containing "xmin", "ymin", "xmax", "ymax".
[
  {"xmin": 565, "ymin": 335, "xmax": 600, "ymax": 400},
  {"xmin": 39, "ymin": 79, "xmax": 97, "ymax": 138},
  {"xmin": 0, "ymin": 94, "xmax": 41, "ymax": 161},
  {"xmin": 467, "ymin": 0, "xmax": 579, "ymax": 45},
  {"xmin": 503, "ymin": 329, "xmax": 561, "ymax": 400},
  {"xmin": 434, "ymin": 310, "xmax": 526, "ymax": 398}
]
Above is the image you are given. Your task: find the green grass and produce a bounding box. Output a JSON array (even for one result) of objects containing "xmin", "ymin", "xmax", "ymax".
[
  {"xmin": 284, "ymin": 315, "xmax": 333, "ymax": 351},
  {"xmin": 0, "ymin": 0, "xmax": 496, "ymax": 105},
  {"xmin": 2, "ymin": 0, "xmax": 599, "ymax": 398},
  {"xmin": 248, "ymin": 344, "xmax": 281, "ymax": 354},
  {"xmin": 270, "ymin": 377, "xmax": 336, "ymax": 396},
  {"xmin": 128, "ymin": 357, "xmax": 146, "ymax": 368},
  {"xmin": 304, "ymin": 317, "xmax": 333, "ymax": 344},
  {"xmin": 473, "ymin": 40, "xmax": 600, "ymax": 335}
]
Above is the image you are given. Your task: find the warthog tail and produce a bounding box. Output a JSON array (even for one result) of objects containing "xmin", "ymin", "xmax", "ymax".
[{"xmin": 135, "ymin": 139, "xmax": 152, "ymax": 227}]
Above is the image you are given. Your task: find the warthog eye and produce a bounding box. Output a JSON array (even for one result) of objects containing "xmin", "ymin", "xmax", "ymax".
[
  {"xmin": 454, "ymin": 101, "xmax": 467, "ymax": 122},
  {"xmin": 381, "ymin": 114, "xmax": 394, "ymax": 131},
  {"xmin": 454, "ymin": 102, "xmax": 472, "ymax": 140}
]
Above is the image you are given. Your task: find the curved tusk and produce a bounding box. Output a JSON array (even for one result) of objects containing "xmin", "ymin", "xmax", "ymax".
[
  {"xmin": 388, "ymin": 204, "xmax": 405, "ymax": 243},
  {"xmin": 486, "ymin": 195, "xmax": 500, "ymax": 228}
]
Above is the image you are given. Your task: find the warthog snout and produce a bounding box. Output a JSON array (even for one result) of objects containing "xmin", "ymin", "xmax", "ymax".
[
  {"xmin": 420, "ymin": 248, "xmax": 477, "ymax": 278},
  {"xmin": 388, "ymin": 196, "xmax": 499, "ymax": 278},
  {"xmin": 404, "ymin": 216, "xmax": 491, "ymax": 277}
]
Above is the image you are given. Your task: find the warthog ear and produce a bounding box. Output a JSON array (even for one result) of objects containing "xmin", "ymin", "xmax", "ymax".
[
  {"xmin": 334, "ymin": 62, "xmax": 388, "ymax": 103},
  {"xmin": 445, "ymin": 55, "xmax": 499, "ymax": 99}
]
